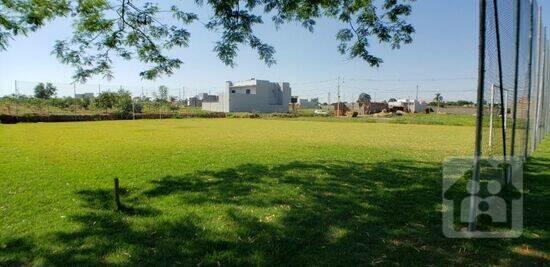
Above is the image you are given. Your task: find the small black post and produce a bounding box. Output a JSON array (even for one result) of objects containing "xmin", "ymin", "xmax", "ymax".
[{"xmin": 114, "ymin": 177, "xmax": 122, "ymax": 211}]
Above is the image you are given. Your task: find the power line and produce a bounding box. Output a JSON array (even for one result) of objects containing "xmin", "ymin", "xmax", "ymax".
[
  {"xmin": 346, "ymin": 77, "xmax": 477, "ymax": 82},
  {"xmin": 291, "ymin": 78, "xmax": 338, "ymax": 85}
]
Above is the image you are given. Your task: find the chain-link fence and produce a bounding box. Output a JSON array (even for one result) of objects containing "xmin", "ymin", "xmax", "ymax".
[
  {"xmin": 476, "ymin": 0, "xmax": 550, "ymax": 162},
  {"xmin": 468, "ymin": 0, "xmax": 550, "ymax": 230}
]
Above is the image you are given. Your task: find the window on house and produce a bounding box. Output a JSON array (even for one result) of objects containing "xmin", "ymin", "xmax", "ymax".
[
  {"xmin": 246, "ymin": 89, "xmax": 251, "ymax": 94},
  {"xmin": 231, "ymin": 89, "xmax": 236, "ymax": 93}
]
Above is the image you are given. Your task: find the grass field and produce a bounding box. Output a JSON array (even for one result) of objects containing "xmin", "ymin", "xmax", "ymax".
[
  {"xmin": 0, "ymin": 119, "xmax": 548, "ymax": 265},
  {"xmin": 267, "ymin": 113, "xmax": 477, "ymax": 127}
]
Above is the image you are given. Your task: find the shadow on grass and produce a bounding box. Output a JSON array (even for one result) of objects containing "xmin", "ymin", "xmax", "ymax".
[{"xmin": 1, "ymin": 160, "xmax": 548, "ymax": 265}]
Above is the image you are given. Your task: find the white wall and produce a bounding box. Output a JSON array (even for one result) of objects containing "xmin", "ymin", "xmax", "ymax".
[{"xmin": 202, "ymin": 79, "xmax": 291, "ymax": 113}]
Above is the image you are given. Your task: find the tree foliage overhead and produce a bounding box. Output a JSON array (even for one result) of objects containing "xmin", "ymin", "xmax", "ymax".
[
  {"xmin": 0, "ymin": 0, "xmax": 70, "ymax": 50},
  {"xmin": 1, "ymin": 0, "xmax": 415, "ymax": 82}
]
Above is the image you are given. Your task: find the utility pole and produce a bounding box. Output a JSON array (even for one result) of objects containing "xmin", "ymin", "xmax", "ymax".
[
  {"xmin": 416, "ymin": 85, "xmax": 419, "ymax": 101},
  {"xmin": 328, "ymin": 91, "xmax": 331, "ymax": 105},
  {"xmin": 14, "ymin": 80, "xmax": 18, "ymax": 117},
  {"xmin": 337, "ymin": 77, "xmax": 341, "ymax": 116},
  {"xmin": 73, "ymin": 83, "xmax": 77, "ymax": 117},
  {"xmin": 436, "ymin": 92, "xmax": 441, "ymax": 114}
]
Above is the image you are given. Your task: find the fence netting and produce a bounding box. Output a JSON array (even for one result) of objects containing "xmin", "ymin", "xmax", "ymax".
[
  {"xmin": 478, "ymin": 0, "xmax": 550, "ymax": 161},
  {"xmin": 466, "ymin": 0, "xmax": 550, "ymax": 231}
]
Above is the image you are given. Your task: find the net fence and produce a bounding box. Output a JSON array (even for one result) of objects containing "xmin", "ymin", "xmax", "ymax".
[
  {"xmin": 466, "ymin": 0, "xmax": 549, "ymax": 231},
  {"xmin": 477, "ymin": 0, "xmax": 550, "ymax": 161}
]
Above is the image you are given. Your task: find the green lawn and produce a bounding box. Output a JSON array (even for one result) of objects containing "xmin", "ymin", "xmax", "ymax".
[
  {"xmin": 0, "ymin": 119, "xmax": 547, "ymax": 265},
  {"xmin": 266, "ymin": 113, "xmax": 477, "ymax": 127}
]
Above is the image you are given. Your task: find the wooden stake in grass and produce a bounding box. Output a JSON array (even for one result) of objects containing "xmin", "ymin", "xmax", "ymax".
[{"xmin": 114, "ymin": 177, "xmax": 122, "ymax": 211}]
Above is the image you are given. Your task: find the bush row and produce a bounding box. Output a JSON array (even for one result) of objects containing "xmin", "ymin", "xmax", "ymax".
[{"xmin": 0, "ymin": 112, "xmax": 227, "ymax": 124}]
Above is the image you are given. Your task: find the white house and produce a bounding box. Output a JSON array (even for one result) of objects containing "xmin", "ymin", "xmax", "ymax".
[
  {"xmin": 202, "ymin": 79, "xmax": 292, "ymax": 113},
  {"xmin": 388, "ymin": 98, "xmax": 428, "ymax": 113},
  {"xmin": 299, "ymin": 98, "xmax": 320, "ymax": 109}
]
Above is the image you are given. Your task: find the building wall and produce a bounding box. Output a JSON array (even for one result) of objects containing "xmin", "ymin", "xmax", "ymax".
[
  {"xmin": 201, "ymin": 92, "xmax": 229, "ymax": 112},
  {"xmin": 202, "ymin": 80, "xmax": 291, "ymax": 113},
  {"xmin": 388, "ymin": 99, "xmax": 427, "ymax": 113},
  {"xmin": 350, "ymin": 102, "xmax": 388, "ymax": 115},
  {"xmin": 300, "ymin": 98, "xmax": 320, "ymax": 109},
  {"xmin": 188, "ymin": 97, "xmax": 202, "ymax": 108}
]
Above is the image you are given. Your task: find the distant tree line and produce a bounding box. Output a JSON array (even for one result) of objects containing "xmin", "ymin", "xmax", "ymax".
[
  {"xmin": 353, "ymin": 92, "xmax": 474, "ymax": 108},
  {"xmin": 1, "ymin": 84, "xmax": 188, "ymax": 115}
]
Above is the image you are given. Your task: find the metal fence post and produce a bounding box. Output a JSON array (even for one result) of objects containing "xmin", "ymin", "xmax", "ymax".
[
  {"xmin": 529, "ymin": 7, "xmax": 544, "ymax": 153},
  {"xmin": 493, "ymin": 0, "xmax": 506, "ymax": 166},
  {"xmin": 525, "ymin": 1, "xmax": 536, "ymax": 158},
  {"xmin": 534, "ymin": 21, "xmax": 545, "ymax": 150},
  {"xmin": 469, "ymin": 0, "xmax": 487, "ymax": 232},
  {"xmin": 511, "ymin": 0, "xmax": 522, "ymax": 159},
  {"xmin": 491, "ymin": 0, "xmax": 509, "ymax": 183}
]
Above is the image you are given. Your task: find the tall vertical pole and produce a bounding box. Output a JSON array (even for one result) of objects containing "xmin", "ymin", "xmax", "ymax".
[
  {"xmin": 525, "ymin": 0, "xmax": 535, "ymax": 158},
  {"xmin": 337, "ymin": 77, "xmax": 341, "ymax": 117},
  {"xmin": 504, "ymin": 90, "xmax": 508, "ymax": 133},
  {"xmin": 533, "ymin": 12, "xmax": 544, "ymax": 151},
  {"xmin": 342, "ymin": 78, "xmax": 345, "ymax": 107},
  {"xmin": 489, "ymin": 84, "xmax": 495, "ymax": 151},
  {"xmin": 469, "ymin": 0, "xmax": 487, "ymax": 232},
  {"xmin": 73, "ymin": 83, "xmax": 77, "ymax": 117},
  {"xmin": 14, "ymin": 80, "xmax": 18, "ymax": 117},
  {"xmin": 548, "ymin": 42, "xmax": 550, "ymax": 137},
  {"xmin": 538, "ymin": 29, "xmax": 548, "ymax": 145},
  {"xmin": 437, "ymin": 92, "xmax": 441, "ymax": 113},
  {"xmin": 511, "ymin": 0, "xmax": 522, "ymax": 159},
  {"xmin": 533, "ymin": 7, "xmax": 543, "ymax": 152},
  {"xmin": 492, "ymin": 0, "xmax": 508, "ymax": 163},
  {"xmin": 416, "ymin": 85, "xmax": 419, "ymax": 101}
]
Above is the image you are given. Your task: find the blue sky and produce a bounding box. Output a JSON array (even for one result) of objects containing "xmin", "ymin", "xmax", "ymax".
[{"xmin": 1, "ymin": 0, "xmax": 549, "ymax": 102}]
